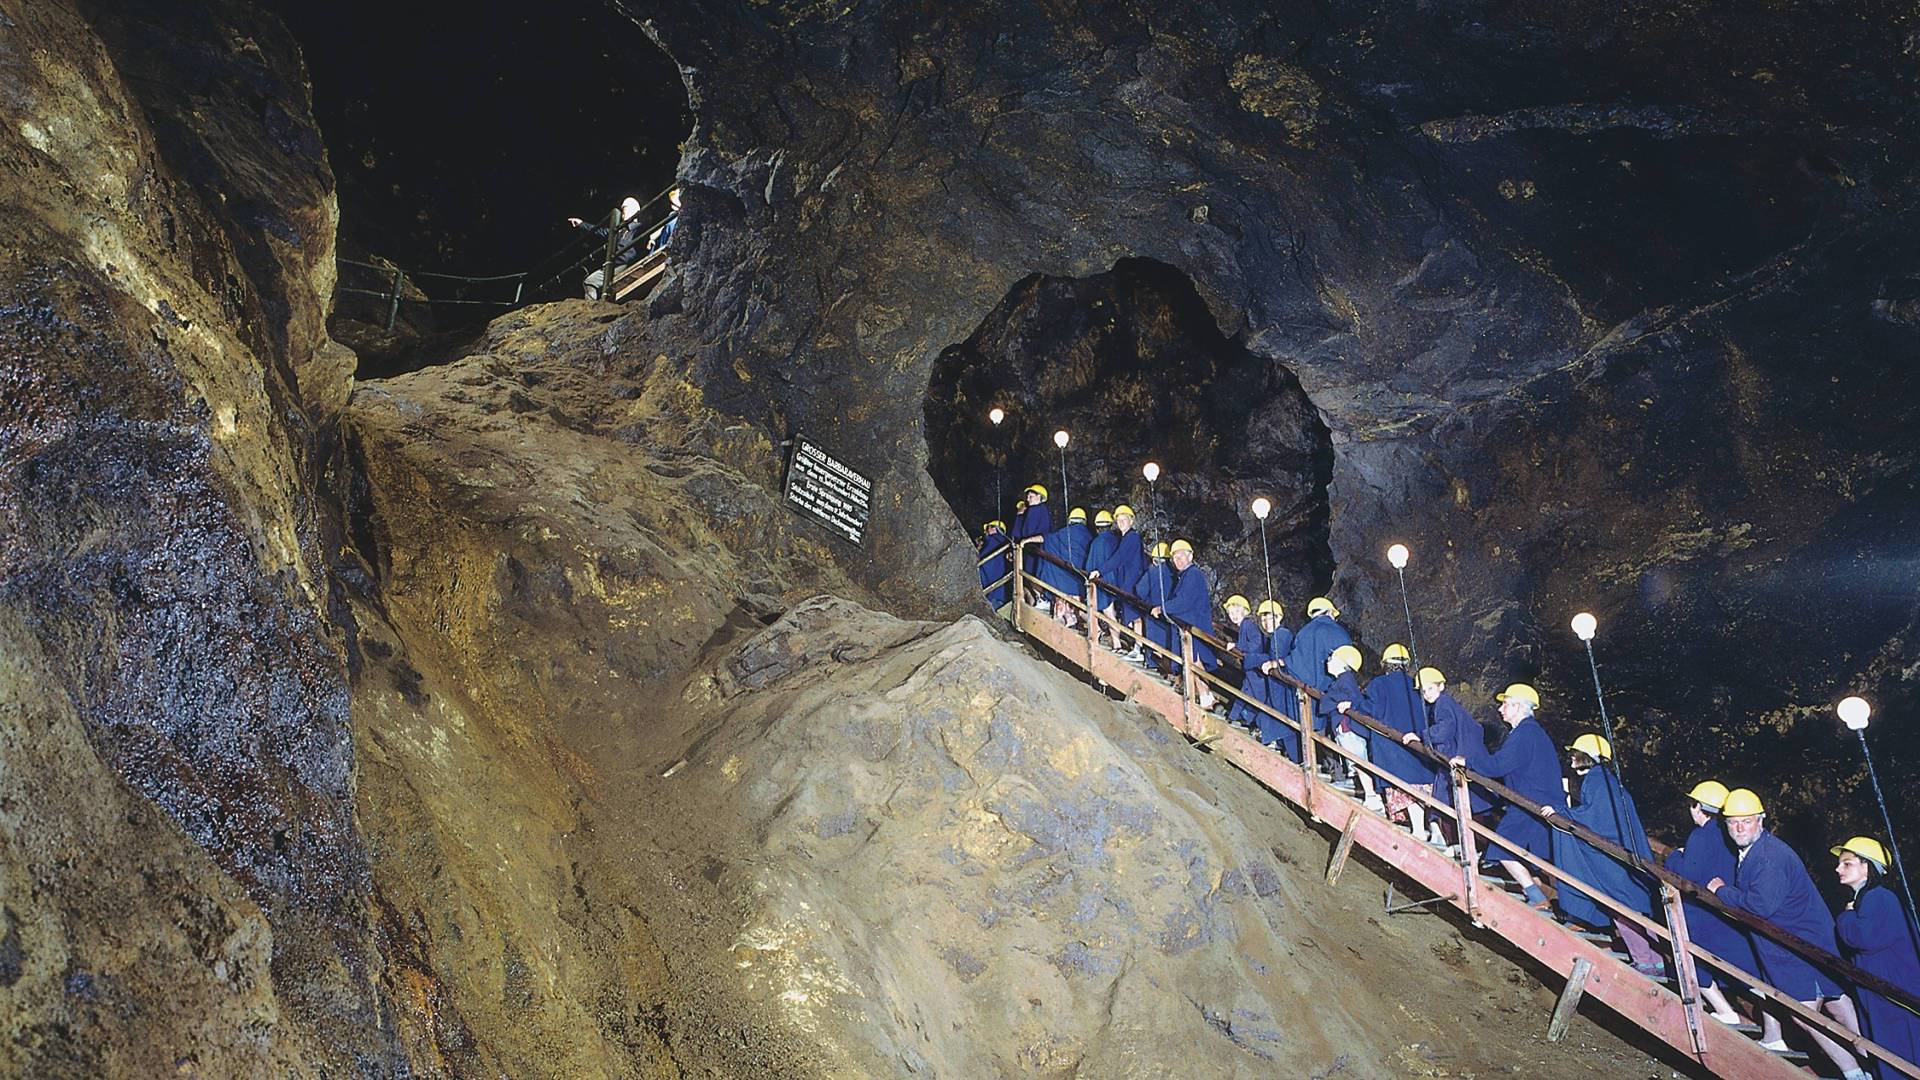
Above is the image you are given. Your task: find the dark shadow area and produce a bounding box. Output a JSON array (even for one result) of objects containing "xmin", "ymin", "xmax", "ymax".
[{"xmin": 926, "ymin": 258, "xmax": 1334, "ymax": 611}]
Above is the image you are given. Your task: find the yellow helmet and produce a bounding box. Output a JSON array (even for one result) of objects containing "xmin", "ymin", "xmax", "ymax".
[
  {"xmin": 1224, "ymin": 594, "xmax": 1251, "ymax": 612},
  {"xmin": 1496, "ymin": 683, "xmax": 1541, "ymax": 709},
  {"xmin": 985, "ymin": 519, "xmax": 1006, "ymax": 532},
  {"xmin": 1256, "ymin": 599, "xmax": 1283, "ymax": 617},
  {"xmin": 1170, "ymin": 538, "xmax": 1194, "ymax": 555},
  {"xmin": 1113, "ymin": 504, "xmax": 1136, "ymax": 518},
  {"xmin": 1149, "ymin": 542, "xmax": 1170, "ymax": 559},
  {"xmin": 1330, "ymin": 645, "xmax": 1363, "ymax": 672},
  {"xmin": 1067, "ymin": 507, "xmax": 1087, "ymax": 523},
  {"xmin": 1721, "ymin": 788, "xmax": 1765, "ymax": 817},
  {"xmin": 1381, "ymin": 643, "xmax": 1411, "ymax": 664},
  {"xmin": 1686, "ymin": 780, "xmax": 1730, "ymax": 811},
  {"xmin": 1418, "ymin": 666, "xmax": 1445, "ymax": 688},
  {"xmin": 1831, "ymin": 836, "xmax": 1891, "ymax": 873},
  {"xmin": 1306, "ymin": 596, "xmax": 1339, "ymax": 617},
  {"xmin": 1025, "ymin": 483, "xmax": 1049, "ymax": 500},
  {"xmin": 1567, "ymin": 733, "xmax": 1612, "ymax": 761},
  {"xmin": 1094, "ymin": 509, "xmax": 1115, "ymax": 526}
]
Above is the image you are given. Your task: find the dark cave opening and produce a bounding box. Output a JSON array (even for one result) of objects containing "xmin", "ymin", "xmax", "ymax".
[{"xmin": 926, "ymin": 259, "xmax": 1335, "ymax": 610}]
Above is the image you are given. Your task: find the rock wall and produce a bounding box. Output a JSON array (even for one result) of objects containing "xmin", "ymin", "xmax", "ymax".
[{"xmin": 626, "ymin": 0, "xmax": 1920, "ymax": 846}]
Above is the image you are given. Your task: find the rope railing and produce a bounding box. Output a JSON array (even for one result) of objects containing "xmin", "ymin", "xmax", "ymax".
[
  {"xmin": 336, "ymin": 181, "xmax": 683, "ymax": 327},
  {"xmin": 1007, "ymin": 542, "xmax": 1920, "ymax": 1079}
]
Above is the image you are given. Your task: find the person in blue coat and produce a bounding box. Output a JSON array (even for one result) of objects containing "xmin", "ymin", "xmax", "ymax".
[
  {"xmin": 1084, "ymin": 510, "xmax": 1118, "ymax": 576},
  {"xmin": 1131, "ymin": 542, "xmax": 1176, "ymax": 666},
  {"xmin": 1406, "ymin": 667, "xmax": 1490, "ymax": 848},
  {"xmin": 1222, "ymin": 594, "xmax": 1256, "ymax": 720},
  {"xmin": 1286, "ymin": 597, "xmax": 1353, "ymax": 708},
  {"xmin": 1240, "ymin": 600, "xmax": 1299, "ymax": 756},
  {"xmin": 1666, "ymin": 780, "xmax": 1768, "ymax": 1029},
  {"xmin": 977, "ymin": 520, "xmax": 1011, "ymax": 609},
  {"xmin": 1157, "ymin": 539, "xmax": 1218, "ymax": 679},
  {"xmin": 1833, "ymin": 836, "xmax": 1920, "ymax": 1080},
  {"xmin": 1359, "ymin": 644, "xmax": 1428, "ymax": 828},
  {"xmin": 1551, "ymin": 735, "xmax": 1665, "ymax": 976},
  {"xmin": 1451, "ymin": 683, "xmax": 1565, "ymax": 911},
  {"xmin": 1010, "ymin": 484, "xmax": 1053, "ymax": 612},
  {"xmin": 1320, "ymin": 645, "xmax": 1366, "ymax": 788},
  {"xmin": 1039, "ymin": 507, "xmax": 1093, "ymax": 622},
  {"xmin": 1710, "ymin": 789, "xmax": 1868, "ymax": 1077},
  {"xmin": 1090, "ymin": 505, "xmax": 1145, "ymax": 654}
]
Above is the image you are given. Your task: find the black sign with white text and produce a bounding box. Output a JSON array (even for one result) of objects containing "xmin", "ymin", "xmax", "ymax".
[{"xmin": 783, "ymin": 436, "xmax": 872, "ymax": 545}]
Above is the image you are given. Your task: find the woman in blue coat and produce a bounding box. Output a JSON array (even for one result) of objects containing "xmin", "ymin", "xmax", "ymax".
[
  {"xmin": 1665, "ymin": 780, "xmax": 1766, "ymax": 1028},
  {"xmin": 977, "ymin": 520, "xmax": 1011, "ymax": 609},
  {"xmin": 1083, "ymin": 510, "xmax": 1118, "ymax": 577},
  {"xmin": 1551, "ymin": 735, "xmax": 1664, "ymax": 975},
  {"xmin": 1453, "ymin": 684, "xmax": 1566, "ymax": 910},
  {"xmin": 1090, "ymin": 505, "xmax": 1144, "ymax": 653},
  {"xmin": 1411, "ymin": 668, "xmax": 1491, "ymax": 848},
  {"xmin": 1131, "ymin": 542, "xmax": 1176, "ymax": 665},
  {"xmin": 1158, "ymin": 539, "xmax": 1217, "ymax": 676},
  {"xmin": 1359, "ymin": 645, "xmax": 1427, "ymax": 824},
  {"xmin": 1285, "ymin": 596, "xmax": 1353, "ymax": 705},
  {"xmin": 1039, "ymin": 508, "xmax": 1093, "ymax": 619},
  {"xmin": 1834, "ymin": 836, "xmax": 1920, "ymax": 1079},
  {"xmin": 1238, "ymin": 600, "xmax": 1297, "ymax": 753}
]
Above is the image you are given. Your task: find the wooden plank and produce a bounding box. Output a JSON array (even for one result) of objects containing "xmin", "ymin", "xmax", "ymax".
[
  {"xmin": 1325, "ymin": 811, "xmax": 1360, "ymax": 887},
  {"xmin": 1548, "ymin": 958, "xmax": 1595, "ymax": 1042}
]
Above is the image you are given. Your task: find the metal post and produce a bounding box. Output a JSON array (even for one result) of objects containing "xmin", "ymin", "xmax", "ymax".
[
  {"xmin": 1395, "ymin": 565, "xmax": 1421, "ymax": 674},
  {"xmin": 1452, "ymin": 764, "xmax": 1482, "ymax": 924},
  {"xmin": 1661, "ymin": 882, "xmax": 1709, "ymax": 1056},
  {"xmin": 1299, "ymin": 686, "xmax": 1318, "ymax": 822},
  {"xmin": 602, "ymin": 207, "xmax": 620, "ymax": 301},
  {"xmin": 1580, "ymin": 638, "xmax": 1625, "ymax": 786},
  {"xmin": 1258, "ymin": 519, "xmax": 1273, "ymax": 607},
  {"xmin": 1058, "ymin": 446, "xmax": 1069, "ymax": 515},
  {"xmin": 387, "ymin": 265, "xmax": 404, "ymax": 330}
]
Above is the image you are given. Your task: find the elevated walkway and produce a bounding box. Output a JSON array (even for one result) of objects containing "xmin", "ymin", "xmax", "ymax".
[{"xmin": 984, "ymin": 542, "xmax": 1920, "ymax": 1080}]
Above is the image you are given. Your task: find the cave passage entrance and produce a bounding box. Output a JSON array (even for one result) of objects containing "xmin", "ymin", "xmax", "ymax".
[{"xmin": 926, "ymin": 258, "xmax": 1334, "ymax": 607}]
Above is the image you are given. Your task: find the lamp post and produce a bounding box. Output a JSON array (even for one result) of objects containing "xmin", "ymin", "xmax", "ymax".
[
  {"xmin": 1053, "ymin": 429, "xmax": 1070, "ymax": 512},
  {"xmin": 1839, "ymin": 695, "xmax": 1920, "ymax": 940},
  {"xmin": 1251, "ymin": 497, "xmax": 1274, "ymax": 605},
  {"xmin": 989, "ymin": 407, "xmax": 1005, "ymax": 514},
  {"xmin": 1570, "ymin": 612, "xmax": 1624, "ymax": 783},
  {"xmin": 1142, "ymin": 461, "xmax": 1160, "ymax": 544},
  {"xmin": 1387, "ymin": 543, "xmax": 1420, "ymax": 673}
]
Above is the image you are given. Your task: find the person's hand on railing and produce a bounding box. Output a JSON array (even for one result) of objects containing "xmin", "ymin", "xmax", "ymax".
[
  {"xmin": 1706, "ymin": 876, "xmax": 1725, "ymax": 893},
  {"xmin": 567, "ymin": 216, "xmax": 585, "ymax": 227},
  {"xmin": 1150, "ymin": 606, "xmax": 1164, "ymax": 618},
  {"xmin": 1449, "ymin": 755, "xmax": 1467, "ymax": 767},
  {"xmin": 1401, "ymin": 732, "xmax": 1421, "ymax": 745},
  {"xmin": 1335, "ymin": 700, "xmax": 1352, "ymax": 714}
]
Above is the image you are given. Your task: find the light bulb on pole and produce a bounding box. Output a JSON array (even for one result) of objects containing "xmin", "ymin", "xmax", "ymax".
[
  {"xmin": 1839, "ymin": 695, "xmax": 1920, "ymax": 940},
  {"xmin": 1386, "ymin": 543, "xmax": 1420, "ymax": 673},
  {"xmin": 1142, "ymin": 461, "xmax": 1160, "ymax": 542},
  {"xmin": 1053, "ymin": 430, "xmax": 1070, "ymax": 511},
  {"xmin": 1572, "ymin": 611, "xmax": 1625, "ymax": 785},
  {"xmin": 1250, "ymin": 497, "xmax": 1273, "ymax": 605},
  {"xmin": 988, "ymin": 407, "xmax": 1006, "ymax": 513}
]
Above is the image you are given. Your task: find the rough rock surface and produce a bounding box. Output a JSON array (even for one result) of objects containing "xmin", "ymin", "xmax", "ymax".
[{"xmin": 625, "ymin": 0, "xmax": 1920, "ymax": 848}]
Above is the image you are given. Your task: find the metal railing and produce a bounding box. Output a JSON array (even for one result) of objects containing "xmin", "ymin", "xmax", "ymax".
[{"xmin": 1002, "ymin": 541, "xmax": 1920, "ymax": 1080}]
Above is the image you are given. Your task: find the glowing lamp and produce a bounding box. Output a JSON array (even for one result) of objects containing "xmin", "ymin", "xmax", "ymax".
[
  {"xmin": 1571, "ymin": 612, "xmax": 1598, "ymax": 642},
  {"xmin": 1251, "ymin": 497, "xmax": 1271, "ymax": 520},
  {"xmin": 989, "ymin": 407, "xmax": 1005, "ymax": 426},
  {"xmin": 1387, "ymin": 543, "xmax": 1409, "ymax": 570},
  {"xmin": 1839, "ymin": 696, "xmax": 1872, "ymax": 732},
  {"xmin": 1053, "ymin": 430, "xmax": 1069, "ymax": 449},
  {"xmin": 1142, "ymin": 461, "xmax": 1160, "ymax": 482}
]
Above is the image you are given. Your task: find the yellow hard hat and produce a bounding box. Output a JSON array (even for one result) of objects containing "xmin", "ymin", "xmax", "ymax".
[
  {"xmin": 1831, "ymin": 836, "xmax": 1891, "ymax": 873},
  {"xmin": 1418, "ymin": 666, "xmax": 1445, "ymax": 687},
  {"xmin": 1094, "ymin": 510, "xmax": 1114, "ymax": 526},
  {"xmin": 1306, "ymin": 596, "xmax": 1339, "ymax": 617},
  {"xmin": 1381, "ymin": 643, "xmax": 1411, "ymax": 664},
  {"xmin": 1496, "ymin": 683, "xmax": 1541, "ymax": 709},
  {"xmin": 1330, "ymin": 645, "xmax": 1363, "ymax": 672},
  {"xmin": 1068, "ymin": 507, "xmax": 1087, "ymax": 523},
  {"xmin": 1149, "ymin": 542, "xmax": 1170, "ymax": 558},
  {"xmin": 1224, "ymin": 594, "xmax": 1251, "ymax": 612},
  {"xmin": 1686, "ymin": 780, "xmax": 1730, "ymax": 811},
  {"xmin": 1256, "ymin": 599, "xmax": 1283, "ymax": 617},
  {"xmin": 985, "ymin": 519, "xmax": 1006, "ymax": 532},
  {"xmin": 1025, "ymin": 483, "xmax": 1049, "ymax": 500},
  {"xmin": 1567, "ymin": 733, "xmax": 1612, "ymax": 761},
  {"xmin": 1721, "ymin": 788, "xmax": 1765, "ymax": 817},
  {"xmin": 1170, "ymin": 538, "xmax": 1194, "ymax": 555},
  {"xmin": 1113, "ymin": 504, "xmax": 1136, "ymax": 518}
]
